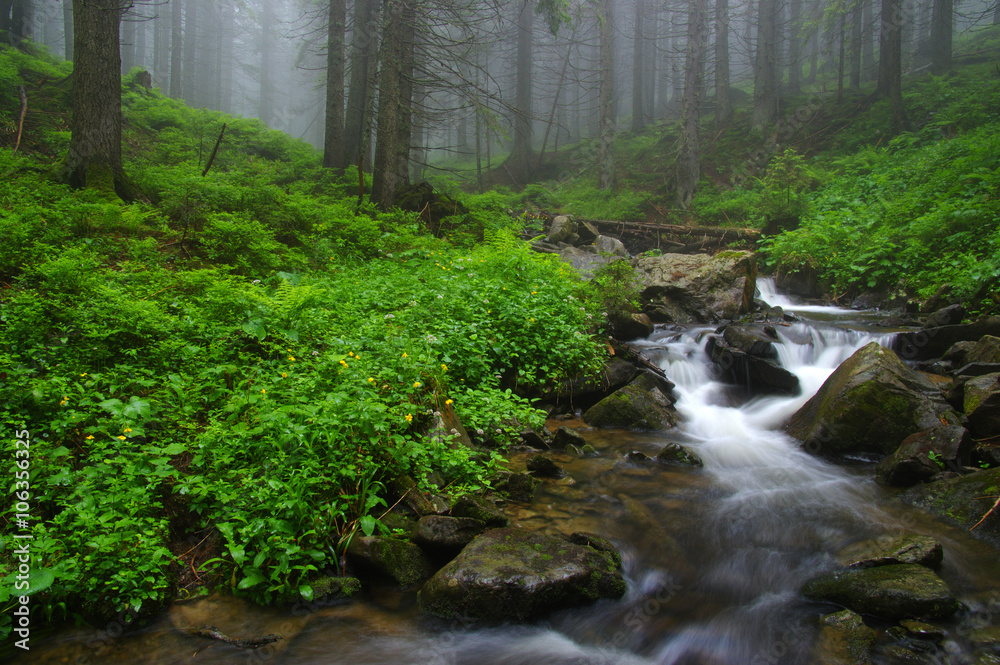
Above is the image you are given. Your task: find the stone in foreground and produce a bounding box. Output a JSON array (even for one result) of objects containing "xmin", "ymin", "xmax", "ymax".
[
  {"xmin": 418, "ymin": 527, "xmax": 626, "ymax": 622},
  {"xmin": 835, "ymin": 534, "xmax": 943, "ymax": 569},
  {"xmin": 802, "ymin": 563, "xmax": 958, "ymax": 620},
  {"xmin": 807, "ymin": 609, "xmax": 876, "ymax": 665}
]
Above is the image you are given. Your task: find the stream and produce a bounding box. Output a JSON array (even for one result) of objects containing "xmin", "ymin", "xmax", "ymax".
[{"xmin": 16, "ymin": 280, "xmax": 1000, "ymax": 664}]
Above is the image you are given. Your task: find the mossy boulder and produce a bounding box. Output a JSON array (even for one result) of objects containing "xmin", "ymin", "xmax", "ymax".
[
  {"xmin": 966, "ymin": 336, "xmax": 1000, "ymax": 365},
  {"xmin": 550, "ymin": 425, "xmax": 588, "ymax": 449},
  {"xmin": 899, "ymin": 468, "xmax": 1000, "ymax": 548},
  {"xmin": 835, "ymin": 535, "xmax": 943, "ymax": 569},
  {"xmin": 417, "ymin": 527, "xmax": 626, "ymax": 622},
  {"xmin": 802, "ymin": 564, "xmax": 958, "ymax": 620},
  {"xmin": 655, "ymin": 443, "xmax": 704, "ymax": 467},
  {"xmin": 807, "ymin": 609, "xmax": 877, "ymax": 665},
  {"xmin": 412, "ymin": 516, "xmax": 487, "ymax": 557},
  {"xmin": 892, "ymin": 316, "xmax": 1000, "ymax": 361},
  {"xmin": 542, "ymin": 357, "xmax": 638, "ymax": 411},
  {"xmin": 345, "ymin": 536, "xmax": 437, "ymax": 587},
  {"xmin": 964, "ymin": 373, "xmax": 1000, "ymax": 438},
  {"xmin": 450, "ymin": 494, "xmax": 509, "ymax": 527},
  {"xmin": 876, "ymin": 426, "xmax": 973, "ymax": 487},
  {"xmin": 785, "ymin": 343, "xmax": 961, "ymax": 456},
  {"xmin": 707, "ymin": 333, "xmax": 800, "ymax": 395},
  {"xmin": 583, "ymin": 373, "xmax": 680, "ymax": 430},
  {"xmin": 633, "ymin": 251, "xmax": 757, "ymax": 323}
]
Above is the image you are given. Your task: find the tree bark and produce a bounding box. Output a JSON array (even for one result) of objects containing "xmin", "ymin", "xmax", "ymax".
[
  {"xmin": 598, "ymin": 0, "xmax": 615, "ymax": 190},
  {"xmin": 849, "ymin": 0, "xmax": 862, "ymax": 89},
  {"xmin": 676, "ymin": 0, "xmax": 707, "ymax": 207},
  {"xmin": 183, "ymin": 0, "xmax": 197, "ymax": 104},
  {"xmin": 508, "ymin": 0, "xmax": 534, "ymax": 182},
  {"xmin": 343, "ymin": 0, "xmax": 377, "ymax": 170},
  {"xmin": 929, "ymin": 0, "xmax": 952, "ymax": 73},
  {"xmin": 862, "ymin": 0, "xmax": 874, "ymax": 80},
  {"xmin": 169, "ymin": 0, "xmax": 182, "ymax": 97},
  {"xmin": 877, "ymin": 0, "xmax": 909, "ymax": 132},
  {"xmin": 715, "ymin": 0, "xmax": 732, "ymax": 124},
  {"xmin": 631, "ymin": 0, "xmax": 645, "ymax": 133},
  {"xmin": 323, "ymin": 0, "xmax": 346, "ymax": 170},
  {"xmin": 64, "ymin": 0, "xmax": 128, "ymax": 197},
  {"xmin": 370, "ymin": 0, "xmax": 413, "ymax": 209},
  {"xmin": 752, "ymin": 0, "xmax": 778, "ymax": 131}
]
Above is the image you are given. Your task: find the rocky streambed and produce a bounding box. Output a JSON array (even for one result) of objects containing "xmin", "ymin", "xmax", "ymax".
[{"xmin": 13, "ymin": 245, "xmax": 1000, "ymax": 665}]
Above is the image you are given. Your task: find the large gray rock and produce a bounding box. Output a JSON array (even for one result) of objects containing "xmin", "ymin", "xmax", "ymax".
[
  {"xmin": 450, "ymin": 494, "xmax": 509, "ymax": 528},
  {"xmin": 417, "ymin": 527, "xmax": 626, "ymax": 622},
  {"xmin": 892, "ymin": 317, "xmax": 1000, "ymax": 361},
  {"xmin": 900, "ymin": 468, "xmax": 1000, "ymax": 548},
  {"xmin": 543, "ymin": 358, "xmax": 639, "ymax": 410},
  {"xmin": 785, "ymin": 343, "xmax": 962, "ymax": 456},
  {"xmin": 967, "ymin": 336, "xmax": 1000, "ymax": 365},
  {"xmin": 876, "ymin": 425, "xmax": 974, "ymax": 487},
  {"xmin": 964, "ymin": 373, "xmax": 1000, "ymax": 438},
  {"xmin": 547, "ymin": 215, "xmax": 576, "ymax": 243},
  {"xmin": 633, "ymin": 251, "xmax": 757, "ymax": 324},
  {"xmin": 595, "ymin": 235, "xmax": 629, "ymax": 257},
  {"xmin": 707, "ymin": 334, "xmax": 800, "ymax": 395},
  {"xmin": 412, "ymin": 516, "xmax": 487, "ymax": 556},
  {"xmin": 557, "ymin": 245, "xmax": 614, "ymax": 278},
  {"xmin": 583, "ymin": 373, "xmax": 680, "ymax": 430},
  {"xmin": 802, "ymin": 564, "xmax": 958, "ymax": 620}
]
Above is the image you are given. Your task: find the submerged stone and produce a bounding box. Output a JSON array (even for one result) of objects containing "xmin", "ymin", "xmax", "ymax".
[
  {"xmin": 808, "ymin": 609, "xmax": 877, "ymax": 665},
  {"xmin": 835, "ymin": 535, "xmax": 943, "ymax": 569}
]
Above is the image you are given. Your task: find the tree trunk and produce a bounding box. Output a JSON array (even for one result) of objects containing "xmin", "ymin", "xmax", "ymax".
[
  {"xmin": 259, "ymin": 0, "xmax": 273, "ymax": 124},
  {"xmin": 787, "ymin": 0, "xmax": 802, "ymax": 93},
  {"xmin": 121, "ymin": 14, "xmax": 134, "ymax": 74},
  {"xmin": 64, "ymin": 0, "xmax": 127, "ymax": 197},
  {"xmin": 929, "ymin": 0, "xmax": 952, "ymax": 73},
  {"xmin": 169, "ymin": 0, "xmax": 182, "ymax": 97},
  {"xmin": 849, "ymin": 0, "xmax": 862, "ymax": 89},
  {"xmin": 218, "ymin": 0, "xmax": 233, "ymax": 112},
  {"xmin": 343, "ymin": 0, "xmax": 377, "ymax": 170},
  {"xmin": 877, "ymin": 0, "xmax": 909, "ymax": 131},
  {"xmin": 715, "ymin": 0, "xmax": 732, "ymax": 124},
  {"xmin": 676, "ymin": 0, "xmax": 707, "ymax": 207},
  {"xmin": 135, "ymin": 13, "xmax": 146, "ymax": 68},
  {"xmin": 371, "ymin": 0, "xmax": 413, "ymax": 209},
  {"xmin": 183, "ymin": 0, "xmax": 197, "ymax": 104},
  {"xmin": 599, "ymin": 0, "xmax": 615, "ymax": 190},
  {"xmin": 508, "ymin": 0, "xmax": 534, "ymax": 182},
  {"xmin": 631, "ymin": 0, "xmax": 645, "ymax": 132},
  {"xmin": 837, "ymin": 13, "xmax": 846, "ymax": 100},
  {"xmin": 63, "ymin": 0, "xmax": 72, "ymax": 59},
  {"xmin": 862, "ymin": 0, "xmax": 875, "ymax": 80},
  {"xmin": 323, "ymin": 0, "xmax": 346, "ymax": 170},
  {"xmin": 394, "ymin": 6, "xmax": 414, "ymax": 187},
  {"xmin": 752, "ymin": 0, "xmax": 778, "ymax": 131}
]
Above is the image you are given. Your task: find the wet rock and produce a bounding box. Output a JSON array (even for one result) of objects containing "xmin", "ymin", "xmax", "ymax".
[
  {"xmin": 835, "ymin": 535, "xmax": 944, "ymax": 569},
  {"xmin": 876, "ymin": 426, "xmax": 974, "ymax": 487},
  {"xmin": 543, "ymin": 358, "xmax": 639, "ymax": 411},
  {"xmin": 892, "ymin": 316, "xmax": 1000, "ymax": 361},
  {"xmin": 567, "ymin": 532, "xmax": 623, "ymax": 568},
  {"xmin": 655, "ymin": 443, "xmax": 704, "ymax": 467},
  {"xmin": 969, "ymin": 625, "xmax": 1000, "ymax": 648},
  {"xmin": 899, "ymin": 620, "xmax": 946, "ymax": 642},
  {"xmin": 556, "ymin": 245, "xmax": 614, "ymax": 278},
  {"xmin": 345, "ymin": 536, "xmax": 437, "ymax": 587},
  {"xmin": 518, "ymin": 429, "xmax": 549, "ymax": 449},
  {"xmin": 417, "ymin": 527, "xmax": 626, "ymax": 622},
  {"xmin": 608, "ymin": 311, "xmax": 655, "ymax": 341},
  {"xmin": 547, "ymin": 215, "xmax": 576, "ymax": 243},
  {"xmin": 492, "ymin": 471, "xmax": 540, "ymax": 502},
  {"xmin": 972, "ymin": 442, "xmax": 1000, "ymax": 469},
  {"xmin": 633, "ymin": 251, "xmax": 757, "ymax": 324},
  {"xmin": 387, "ymin": 475, "xmax": 438, "ymax": 516},
  {"xmin": 412, "ymin": 516, "xmax": 487, "ymax": 556},
  {"xmin": 580, "ymin": 444, "xmax": 599, "ymax": 456},
  {"xmin": 450, "ymin": 494, "xmax": 509, "ymax": 528},
  {"xmin": 707, "ymin": 334, "xmax": 801, "ymax": 395},
  {"xmin": 170, "ymin": 594, "xmax": 304, "ymax": 653},
  {"xmin": 785, "ymin": 343, "xmax": 962, "ymax": 457},
  {"xmin": 899, "ymin": 468, "xmax": 1000, "ymax": 548},
  {"xmin": 624, "ymin": 450, "xmax": 654, "ymax": 464},
  {"xmin": 921, "ymin": 304, "xmax": 966, "ymax": 327},
  {"xmin": 967, "ymin": 335, "xmax": 1000, "ymax": 365},
  {"xmin": 722, "ymin": 324, "xmax": 780, "ymax": 358},
  {"xmin": 526, "ymin": 454, "xmax": 565, "ymax": 478},
  {"xmin": 802, "ymin": 564, "xmax": 958, "ymax": 620},
  {"xmin": 964, "ymin": 373, "xmax": 1000, "ymax": 438},
  {"xmin": 577, "ymin": 220, "xmax": 600, "ymax": 244},
  {"xmin": 808, "ymin": 609, "xmax": 876, "ymax": 665},
  {"xmin": 942, "ymin": 341, "xmax": 976, "ymax": 365},
  {"xmin": 551, "ymin": 426, "xmax": 588, "ymax": 450},
  {"xmin": 956, "ymin": 362, "xmax": 1000, "ymax": 378},
  {"xmin": 583, "ymin": 373, "xmax": 680, "ymax": 430},
  {"xmin": 776, "ymin": 267, "xmax": 827, "ymax": 300}
]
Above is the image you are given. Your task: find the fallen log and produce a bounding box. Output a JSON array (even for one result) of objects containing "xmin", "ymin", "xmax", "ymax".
[
  {"xmin": 190, "ymin": 625, "xmax": 283, "ymax": 649},
  {"xmin": 584, "ymin": 218, "xmax": 761, "ymax": 240}
]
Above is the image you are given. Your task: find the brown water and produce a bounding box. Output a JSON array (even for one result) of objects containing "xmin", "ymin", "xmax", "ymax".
[{"xmin": 14, "ymin": 299, "xmax": 1000, "ymax": 665}]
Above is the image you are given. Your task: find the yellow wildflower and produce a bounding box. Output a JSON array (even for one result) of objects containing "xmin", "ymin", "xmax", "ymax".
[
  {"xmin": 413, "ymin": 381, "xmax": 422, "ymax": 388},
  {"xmin": 405, "ymin": 413, "xmax": 413, "ymax": 422},
  {"xmin": 441, "ymin": 364, "xmax": 448, "ymax": 371},
  {"xmin": 117, "ymin": 436, "xmax": 126, "ymax": 440},
  {"xmin": 80, "ymin": 373, "xmax": 88, "ymax": 377},
  {"xmin": 445, "ymin": 399, "xmax": 453, "ymax": 406},
  {"xmin": 368, "ymin": 377, "xmax": 375, "ymax": 383},
  {"xmin": 124, "ymin": 427, "xmax": 132, "ymax": 433},
  {"xmin": 402, "ymin": 352, "xmax": 408, "ymax": 358},
  {"xmin": 261, "ymin": 388, "xmax": 266, "ymax": 394},
  {"xmin": 281, "ymin": 372, "xmax": 288, "ymax": 378},
  {"xmin": 86, "ymin": 435, "xmax": 94, "ymax": 440}
]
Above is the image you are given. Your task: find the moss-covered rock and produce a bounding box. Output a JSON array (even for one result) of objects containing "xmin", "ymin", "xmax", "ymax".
[
  {"xmin": 807, "ymin": 609, "xmax": 877, "ymax": 665},
  {"xmin": 802, "ymin": 564, "xmax": 958, "ymax": 620},
  {"xmin": 835, "ymin": 534, "xmax": 943, "ymax": 569},
  {"xmin": 412, "ymin": 516, "xmax": 486, "ymax": 557},
  {"xmin": 345, "ymin": 536, "xmax": 437, "ymax": 587},
  {"xmin": 964, "ymin": 373, "xmax": 1000, "ymax": 438},
  {"xmin": 417, "ymin": 527, "xmax": 626, "ymax": 622},
  {"xmin": 550, "ymin": 425, "xmax": 588, "ymax": 449},
  {"xmin": 899, "ymin": 468, "xmax": 1000, "ymax": 548},
  {"xmin": 654, "ymin": 443, "xmax": 704, "ymax": 467},
  {"xmin": 450, "ymin": 494, "xmax": 509, "ymax": 527},
  {"xmin": 583, "ymin": 373, "xmax": 680, "ymax": 430},
  {"xmin": 785, "ymin": 343, "xmax": 961, "ymax": 456},
  {"xmin": 876, "ymin": 426, "xmax": 973, "ymax": 487}
]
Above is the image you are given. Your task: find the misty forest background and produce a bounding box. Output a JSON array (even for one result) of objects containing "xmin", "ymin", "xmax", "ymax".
[{"xmin": 2, "ymin": 0, "xmax": 1000, "ymax": 635}]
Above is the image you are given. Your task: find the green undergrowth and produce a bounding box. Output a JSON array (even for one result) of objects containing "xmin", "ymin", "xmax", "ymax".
[{"xmin": 0, "ymin": 44, "xmax": 605, "ymax": 635}]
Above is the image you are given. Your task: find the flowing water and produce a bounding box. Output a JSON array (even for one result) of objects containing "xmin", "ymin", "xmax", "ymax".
[{"xmin": 16, "ymin": 281, "xmax": 1000, "ymax": 664}]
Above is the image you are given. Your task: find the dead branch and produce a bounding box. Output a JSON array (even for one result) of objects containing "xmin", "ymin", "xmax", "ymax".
[
  {"xmin": 14, "ymin": 86, "xmax": 27, "ymax": 154},
  {"xmin": 201, "ymin": 124, "xmax": 227, "ymax": 177},
  {"xmin": 970, "ymin": 494, "xmax": 1000, "ymax": 532},
  {"xmin": 190, "ymin": 625, "xmax": 282, "ymax": 650}
]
